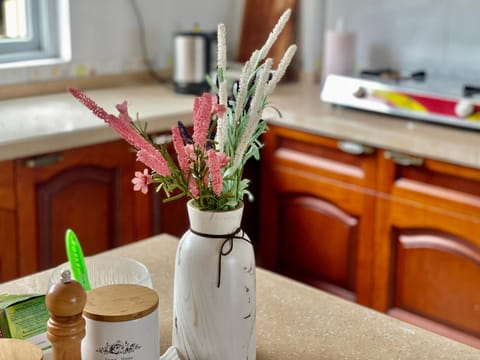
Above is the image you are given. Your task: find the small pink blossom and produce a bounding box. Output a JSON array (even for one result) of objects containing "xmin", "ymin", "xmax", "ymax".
[
  {"xmin": 216, "ymin": 151, "xmax": 230, "ymax": 168},
  {"xmin": 184, "ymin": 144, "xmax": 196, "ymax": 161},
  {"xmin": 115, "ymin": 101, "xmax": 132, "ymax": 125},
  {"xmin": 132, "ymin": 169, "xmax": 152, "ymax": 194},
  {"xmin": 212, "ymin": 97, "xmax": 226, "ymax": 118},
  {"xmin": 116, "ymin": 101, "xmax": 128, "ymax": 114}
]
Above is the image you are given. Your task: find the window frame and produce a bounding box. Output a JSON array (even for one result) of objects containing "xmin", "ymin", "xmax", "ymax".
[{"xmin": 0, "ymin": 0, "xmax": 70, "ymax": 69}]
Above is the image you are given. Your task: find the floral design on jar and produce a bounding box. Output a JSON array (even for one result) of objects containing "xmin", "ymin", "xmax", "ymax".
[{"xmin": 96, "ymin": 340, "xmax": 141, "ymax": 355}]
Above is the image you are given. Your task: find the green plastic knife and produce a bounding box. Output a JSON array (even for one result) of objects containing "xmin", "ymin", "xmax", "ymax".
[{"xmin": 65, "ymin": 228, "xmax": 91, "ymax": 291}]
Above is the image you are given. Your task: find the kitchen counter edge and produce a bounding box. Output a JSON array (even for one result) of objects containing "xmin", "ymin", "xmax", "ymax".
[{"xmin": 1, "ymin": 83, "xmax": 479, "ymax": 169}]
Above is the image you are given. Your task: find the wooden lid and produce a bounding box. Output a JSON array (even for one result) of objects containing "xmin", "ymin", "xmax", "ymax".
[
  {"xmin": 83, "ymin": 284, "xmax": 158, "ymax": 322},
  {"xmin": 0, "ymin": 339, "xmax": 43, "ymax": 360}
]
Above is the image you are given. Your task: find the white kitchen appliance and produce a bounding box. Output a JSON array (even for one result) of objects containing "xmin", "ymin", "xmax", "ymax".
[
  {"xmin": 173, "ymin": 31, "xmax": 216, "ymax": 95},
  {"xmin": 321, "ymin": 70, "xmax": 480, "ymax": 131}
]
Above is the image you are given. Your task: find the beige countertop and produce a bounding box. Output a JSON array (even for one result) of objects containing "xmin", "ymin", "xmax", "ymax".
[
  {"xmin": 0, "ymin": 85, "xmax": 194, "ymax": 162},
  {"xmin": 0, "ymin": 234, "xmax": 479, "ymax": 359},
  {"xmin": 265, "ymin": 83, "xmax": 480, "ymax": 169},
  {"xmin": 1, "ymin": 82, "xmax": 479, "ymax": 168}
]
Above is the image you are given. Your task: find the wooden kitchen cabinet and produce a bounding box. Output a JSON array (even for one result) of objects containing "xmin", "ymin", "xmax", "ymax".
[
  {"xmin": 148, "ymin": 133, "xmax": 190, "ymax": 238},
  {"xmin": 258, "ymin": 124, "xmax": 480, "ymax": 347},
  {"xmin": 258, "ymin": 125, "xmax": 377, "ymax": 305},
  {"xmin": 151, "ymin": 189, "xmax": 189, "ymax": 237},
  {"xmin": 0, "ymin": 161, "xmax": 18, "ymax": 282},
  {"xmin": 373, "ymin": 150, "xmax": 480, "ymax": 348},
  {"xmin": 14, "ymin": 140, "xmax": 148, "ymax": 277}
]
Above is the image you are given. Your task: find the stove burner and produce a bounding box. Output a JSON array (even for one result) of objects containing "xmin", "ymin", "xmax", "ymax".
[
  {"xmin": 359, "ymin": 69, "xmax": 427, "ymax": 82},
  {"xmin": 463, "ymin": 85, "xmax": 480, "ymax": 98}
]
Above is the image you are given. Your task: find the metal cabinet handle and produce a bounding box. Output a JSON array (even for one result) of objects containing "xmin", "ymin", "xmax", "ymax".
[
  {"xmin": 384, "ymin": 150, "xmax": 424, "ymax": 166},
  {"xmin": 24, "ymin": 153, "xmax": 64, "ymax": 168},
  {"xmin": 337, "ymin": 140, "xmax": 374, "ymax": 155}
]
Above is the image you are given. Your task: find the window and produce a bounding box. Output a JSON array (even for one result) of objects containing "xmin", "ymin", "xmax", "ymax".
[{"xmin": 0, "ymin": 0, "xmax": 70, "ymax": 68}]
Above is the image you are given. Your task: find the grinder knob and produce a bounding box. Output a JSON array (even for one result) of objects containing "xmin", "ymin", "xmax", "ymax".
[{"xmin": 46, "ymin": 270, "xmax": 87, "ymax": 360}]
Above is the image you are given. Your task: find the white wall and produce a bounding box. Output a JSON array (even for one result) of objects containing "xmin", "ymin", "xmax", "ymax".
[
  {"xmin": 297, "ymin": 0, "xmax": 325, "ymax": 74},
  {"xmin": 325, "ymin": 0, "xmax": 480, "ymax": 82},
  {"xmin": 0, "ymin": 0, "xmax": 243, "ymax": 85},
  {"xmin": 2, "ymin": 0, "xmax": 479, "ymax": 87}
]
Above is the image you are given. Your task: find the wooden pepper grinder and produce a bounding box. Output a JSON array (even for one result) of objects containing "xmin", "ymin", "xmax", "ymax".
[{"xmin": 46, "ymin": 270, "xmax": 87, "ymax": 360}]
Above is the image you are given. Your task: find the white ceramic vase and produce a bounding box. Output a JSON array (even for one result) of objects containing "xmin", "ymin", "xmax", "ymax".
[{"xmin": 172, "ymin": 200, "xmax": 256, "ymax": 360}]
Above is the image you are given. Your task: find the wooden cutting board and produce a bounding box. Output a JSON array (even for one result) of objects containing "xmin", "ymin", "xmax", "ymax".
[{"xmin": 237, "ymin": 0, "xmax": 297, "ymax": 67}]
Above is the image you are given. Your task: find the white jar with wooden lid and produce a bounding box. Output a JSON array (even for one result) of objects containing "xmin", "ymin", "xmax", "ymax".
[{"xmin": 82, "ymin": 284, "xmax": 159, "ymax": 360}]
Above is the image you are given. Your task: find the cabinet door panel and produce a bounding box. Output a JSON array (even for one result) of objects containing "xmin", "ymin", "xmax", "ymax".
[
  {"xmin": 278, "ymin": 195, "xmax": 358, "ymax": 298},
  {"xmin": 262, "ymin": 165, "xmax": 375, "ymax": 303},
  {"xmin": 374, "ymin": 197, "xmax": 480, "ymax": 348},
  {"xmin": 259, "ymin": 125, "xmax": 376, "ymax": 305},
  {"xmin": 0, "ymin": 210, "xmax": 17, "ymax": 281},
  {"xmin": 36, "ymin": 166, "xmax": 120, "ymax": 269},
  {"xmin": 393, "ymin": 230, "xmax": 480, "ymax": 337},
  {"xmin": 0, "ymin": 161, "xmax": 17, "ymax": 281},
  {"xmin": 0, "ymin": 161, "xmax": 15, "ymax": 210},
  {"xmin": 16, "ymin": 141, "xmax": 137, "ymax": 276}
]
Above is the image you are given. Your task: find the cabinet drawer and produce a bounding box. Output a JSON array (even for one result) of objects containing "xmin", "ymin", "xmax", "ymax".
[
  {"xmin": 265, "ymin": 125, "xmax": 377, "ymax": 189},
  {"xmin": 378, "ymin": 150, "xmax": 480, "ymax": 217}
]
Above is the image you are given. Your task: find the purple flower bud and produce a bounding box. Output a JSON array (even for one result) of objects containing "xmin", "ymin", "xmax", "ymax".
[{"xmin": 177, "ymin": 121, "xmax": 192, "ymax": 144}]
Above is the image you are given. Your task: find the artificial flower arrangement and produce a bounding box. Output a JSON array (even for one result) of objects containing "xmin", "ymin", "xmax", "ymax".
[{"xmin": 70, "ymin": 9, "xmax": 296, "ymax": 211}]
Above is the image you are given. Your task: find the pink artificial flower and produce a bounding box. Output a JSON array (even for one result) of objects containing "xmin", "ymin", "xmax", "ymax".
[
  {"xmin": 212, "ymin": 98, "xmax": 226, "ymax": 118},
  {"xmin": 137, "ymin": 148, "xmax": 171, "ymax": 177},
  {"xmin": 216, "ymin": 151, "xmax": 230, "ymax": 168},
  {"xmin": 132, "ymin": 169, "xmax": 152, "ymax": 194},
  {"xmin": 69, "ymin": 88, "xmax": 109, "ymax": 120},
  {"xmin": 188, "ymin": 177, "xmax": 199, "ymax": 199},
  {"xmin": 116, "ymin": 101, "xmax": 128, "ymax": 114},
  {"xmin": 115, "ymin": 101, "xmax": 132, "ymax": 125},
  {"xmin": 207, "ymin": 149, "xmax": 223, "ymax": 195},
  {"xmin": 105, "ymin": 114, "xmax": 153, "ymax": 152},
  {"xmin": 171, "ymin": 126, "xmax": 189, "ymax": 172},
  {"xmin": 70, "ymin": 88, "xmax": 153, "ymax": 152},
  {"xmin": 184, "ymin": 144, "xmax": 196, "ymax": 161},
  {"xmin": 192, "ymin": 93, "xmax": 212, "ymax": 146}
]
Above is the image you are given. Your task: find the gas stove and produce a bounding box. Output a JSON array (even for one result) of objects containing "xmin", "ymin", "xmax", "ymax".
[{"xmin": 320, "ymin": 70, "xmax": 480, "ymax": 131}]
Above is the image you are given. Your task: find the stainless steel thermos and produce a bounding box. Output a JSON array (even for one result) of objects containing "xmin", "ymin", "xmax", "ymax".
[{"xmin": 173, "ymin": 31, "xmax": 216, "ymax": 95}]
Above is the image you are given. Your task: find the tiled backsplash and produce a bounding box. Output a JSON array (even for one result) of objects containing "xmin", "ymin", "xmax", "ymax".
[{"xmin": 326, "ymin": 0, "xmax": 480, "ymax": 82}]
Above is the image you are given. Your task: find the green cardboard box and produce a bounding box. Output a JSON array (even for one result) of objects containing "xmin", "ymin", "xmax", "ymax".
[{"xmin": 0, "ymin": 294, "xmax": 51, "ymax": 352}]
